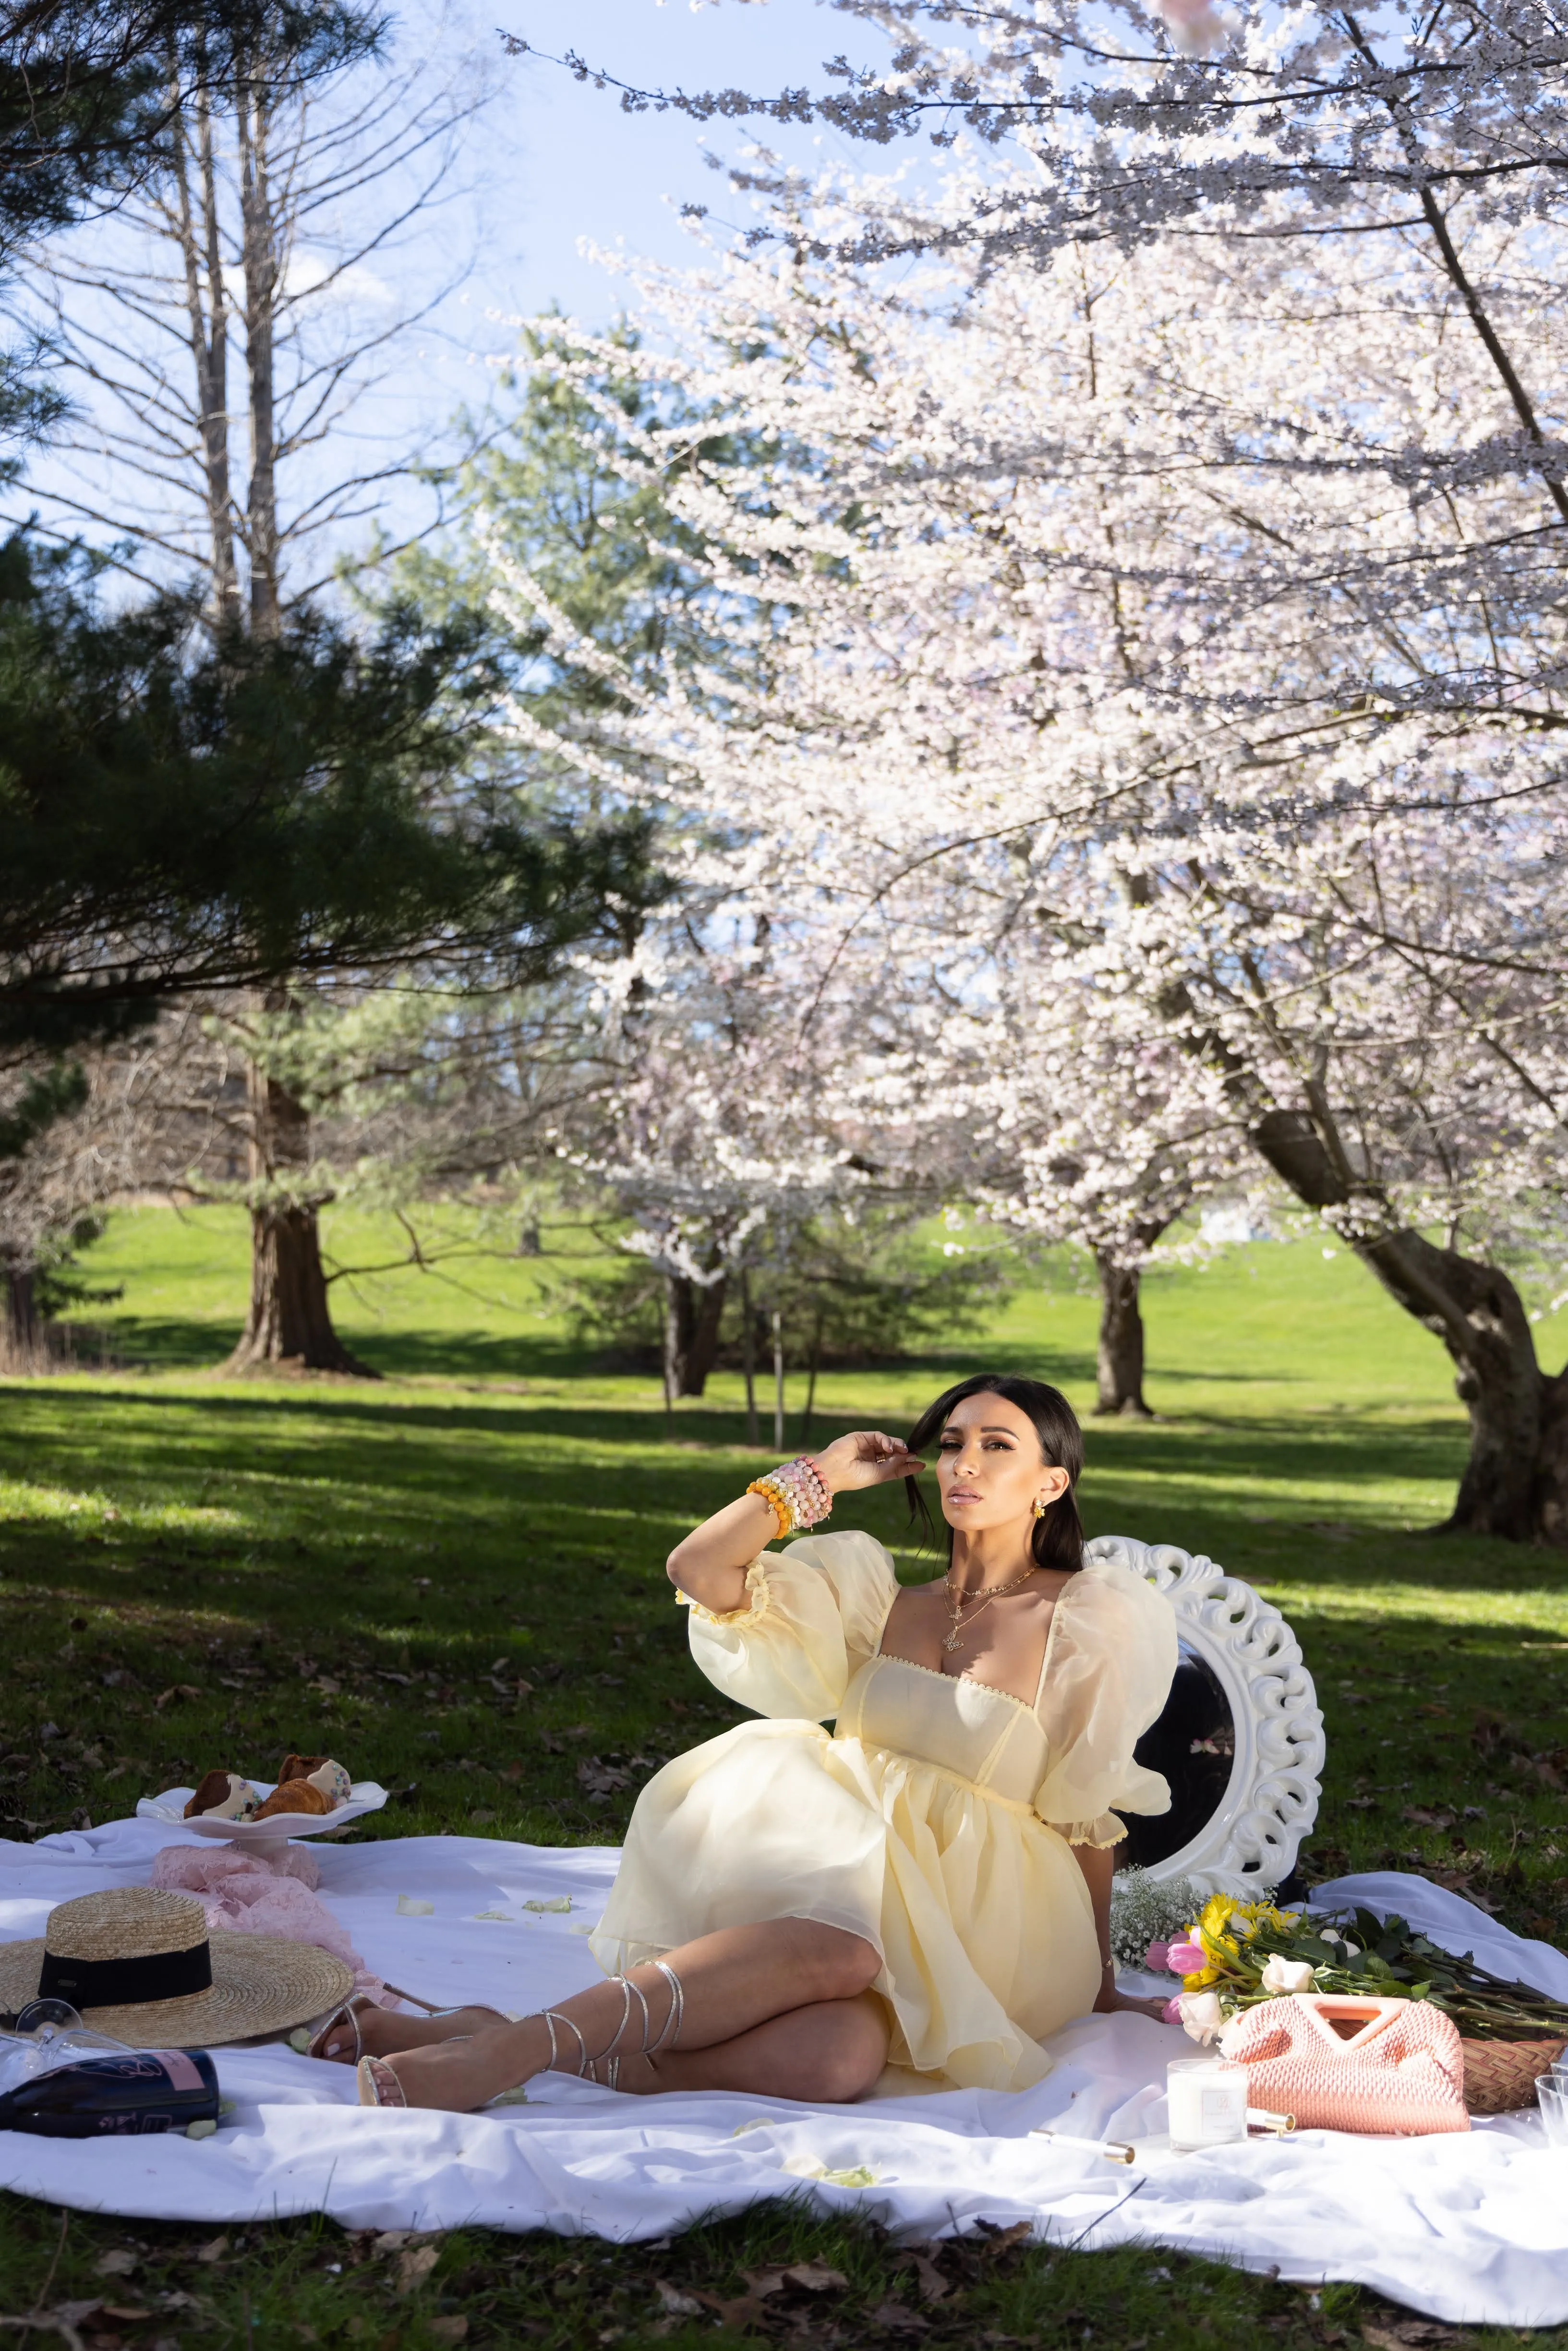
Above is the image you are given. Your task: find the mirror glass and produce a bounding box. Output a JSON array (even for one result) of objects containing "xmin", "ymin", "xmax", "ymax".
[{"xmin": 1119, "ymin": 1640, "xmax": 1237, "ymax": 1871}]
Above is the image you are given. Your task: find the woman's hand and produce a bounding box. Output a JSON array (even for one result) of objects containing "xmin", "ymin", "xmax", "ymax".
[
  {"xmin": 1094, "ymin": 1984, "xmax": 1172, "ymax": 2021},
  {"xmin": 812, "ymin": 1430, "xmax": 925, "ymax": 1495}
]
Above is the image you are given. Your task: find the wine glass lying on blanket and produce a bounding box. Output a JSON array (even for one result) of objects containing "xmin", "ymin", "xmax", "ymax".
[{"xmin": 0, "ymin": 2000, "xmax": 134, "ymax": 2094}]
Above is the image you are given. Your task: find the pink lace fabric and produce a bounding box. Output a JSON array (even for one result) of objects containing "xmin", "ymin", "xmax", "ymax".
[{"xmin": 150, "ymin": 1844, "xmax": 394, "ymax": 2007}]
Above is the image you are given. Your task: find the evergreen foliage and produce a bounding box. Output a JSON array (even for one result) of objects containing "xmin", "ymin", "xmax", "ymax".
[{"xmin": 0, "ymin": 539, "xmax": 663, "ymax": 1063}]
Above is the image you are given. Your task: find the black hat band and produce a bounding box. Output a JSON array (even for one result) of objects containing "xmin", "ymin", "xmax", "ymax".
[{"xmin": 38, "ymin": 1936, "xmax": 214, "ymax": 2009}]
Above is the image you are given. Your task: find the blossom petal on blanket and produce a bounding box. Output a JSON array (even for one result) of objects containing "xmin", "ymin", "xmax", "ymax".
[{"xmin": 150, "ymin": 1843, "xmax": 390, "ymax": 2001}]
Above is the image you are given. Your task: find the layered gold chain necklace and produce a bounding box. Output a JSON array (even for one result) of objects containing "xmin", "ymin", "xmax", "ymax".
[{"xmin": 941, "ymin": 1564, "xmax": 1038, "ymax": 1653}]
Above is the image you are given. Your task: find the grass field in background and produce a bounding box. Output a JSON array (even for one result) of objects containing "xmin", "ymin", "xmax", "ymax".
[{"xmin": 0, "ymin": 1204, "xmax": 1565, "ymax": 2350}]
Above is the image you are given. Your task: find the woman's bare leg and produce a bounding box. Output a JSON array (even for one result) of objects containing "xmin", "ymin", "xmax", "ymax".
[
  {"xmin": 338, "ymin": 1919, "xmax": 883, "ymax": 2111},
  {"xmin": 622, "ymin": 1989, "xmax": 889, "ymax": 2101}
]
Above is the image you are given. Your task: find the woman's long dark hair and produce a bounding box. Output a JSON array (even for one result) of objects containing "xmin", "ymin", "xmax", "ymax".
[{"xmin": 905, "ymin": 1374, "xmax": 1086, "ymax": 1575}]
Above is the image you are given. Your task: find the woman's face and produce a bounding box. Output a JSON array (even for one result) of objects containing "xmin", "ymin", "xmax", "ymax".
[{"xmin": 933, "ymin": 1391, "xmax": 1070, "ymax": 1536}]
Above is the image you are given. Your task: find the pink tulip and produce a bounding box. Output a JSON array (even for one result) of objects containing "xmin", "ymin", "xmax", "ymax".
[
  {"xmin": 1166, "ymin": 1940, "xmax": 1207, "ymax": 1974},
  {"xmin": 1146, "ymin": 1940, "xmax": 1171, "ymax": 1971},
  {"xmin": 1162, "ymin": 1995, "xmax": 1184, "ymax": 2024}
]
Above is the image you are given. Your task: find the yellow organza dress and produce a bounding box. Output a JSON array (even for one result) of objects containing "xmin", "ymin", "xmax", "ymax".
[{"xmin": 590, "ymin": 1532, "xmax": 1179, "ymax": 2093}]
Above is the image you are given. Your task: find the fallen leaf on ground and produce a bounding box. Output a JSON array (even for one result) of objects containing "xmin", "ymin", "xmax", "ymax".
[
  {"xmin": 654, "ymin": 2281, "xmax": 702, "ymax": 2316},
  {"xmin": 1360, "ymin": 2323, "xmax": 1464, "ymax": 2349},
  {"xmin": 784, "ymin": 2261, "xmax": 849, "ymax": 2292},
  {"xmin": 907, "ymin": 2253, "xmax": 949, "ymax": 2301},
  {"xmin": 193, "ymin": 2236, "xmax": 229, "ymax": 2264},
  {"xmin": 695, "ymin": 2291, "xmax": 770, "ymax": 2329},
  {"xmin": 428, "ymin": 2321, "xmax": 469, "ymax": 2345},
  {"xmin": 94, "ymin": 2251, "xmax": 138, "ymax": 2278},
  {"xmin": 869, "ymin": 2302, "xmax": 930, "ymax": 2334},
  {"xmin": 396, "ymin": 2244, "xmax": 441, "ymax": 2294}
]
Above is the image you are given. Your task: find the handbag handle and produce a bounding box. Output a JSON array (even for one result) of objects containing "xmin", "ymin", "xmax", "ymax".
[{"xmin": 1293, "ymin": 1994, "xmax": 1408, "ymax": 2052}]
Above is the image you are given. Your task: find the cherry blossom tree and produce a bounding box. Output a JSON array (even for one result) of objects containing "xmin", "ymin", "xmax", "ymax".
[
  {"xmin": 507, "ymin": 194, "xmax": 1568, "ymax": 1542},
  {"xmin": 973, "ymin": 988, "xmax": 1249, "ymax": 1416}
]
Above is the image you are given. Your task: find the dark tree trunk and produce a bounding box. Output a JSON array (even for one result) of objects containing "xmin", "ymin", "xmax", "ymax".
[
  {"xmin": 4, "ymin": 1266, "xmax": 38, "ymax": 1359},
  {"xmin": 772, "ymin": 1308, "xmax": 785, "ymax": 1450},
  {"xmin": 1360, "ymin": 1227, "xmax": 1551, "ymax": 1541},
  {"xmin": 740, "ymin": 1267, "xmax": 759, "ymax": 1443},
  {"xmin": 662, "ymin": 1271, "xmax": 728, "ymax": 1399},
  {"xmin": 800, "ymin": 1304, "xmax": 824, "ymax": 1445},
  {"xmin": 1537, "ymin": 1366, "xmax": 1568, "ymax": 1550},
  {"xmin": 1250, "ymin": 1108, "xmax": 1566, "ymax": 1547},
  {"xmin": 224, "ymin": 1053, "xmax": 375, "ymax": 1377},
  {"xmin": 1094, "ymin": 1254, "xmax": 1151, "ymax": 1417}
]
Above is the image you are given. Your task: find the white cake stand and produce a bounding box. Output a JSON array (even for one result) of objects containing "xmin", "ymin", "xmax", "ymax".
[{"xmin": 137, "ymin": 1781, "xmax": 389, "ymax": 1845}]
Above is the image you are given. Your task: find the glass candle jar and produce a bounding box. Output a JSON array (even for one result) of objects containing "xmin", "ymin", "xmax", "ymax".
[{"xmin": 1166, "ymin": 2056, "xmax": 1249, "ymax": 2151}]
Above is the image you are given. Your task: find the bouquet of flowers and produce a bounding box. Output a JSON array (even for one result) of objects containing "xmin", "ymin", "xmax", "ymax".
[
  {"xmin": 1155, "ymin": 1894, "xmax": 1568, "ymax": 2045},
  {"xmin": 1108, "ymin": 1869, "xmax": 1208, "ymax": 1974}
]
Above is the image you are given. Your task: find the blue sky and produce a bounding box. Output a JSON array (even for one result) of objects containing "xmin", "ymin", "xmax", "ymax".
[
  {"xmin": 11, "ymin": 0, "xmax": 924, "ymax": 589},
  {"xmin": 474, "ymin": 0, "xmax": 910, "ymax": 326}
]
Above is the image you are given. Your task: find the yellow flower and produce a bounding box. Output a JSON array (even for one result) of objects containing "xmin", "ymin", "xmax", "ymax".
[{"xmin": 1182, "ymin": 1966, "xmax": 1221, "ymax": 1990}]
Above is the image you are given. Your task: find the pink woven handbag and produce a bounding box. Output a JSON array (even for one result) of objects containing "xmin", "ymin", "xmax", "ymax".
[{"xmin": 1221, "ymin": 1995, "xmax": 1469, "ymax": 2134}]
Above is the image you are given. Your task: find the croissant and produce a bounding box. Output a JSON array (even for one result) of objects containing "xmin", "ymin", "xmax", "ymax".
[
  {"xmin": 184, "ymin": 1769, "xmax": 257, "ymax": 1821},
  {"xmin": 254, "ymin": 1777, "xmax": 334, "ymax": 1819}
]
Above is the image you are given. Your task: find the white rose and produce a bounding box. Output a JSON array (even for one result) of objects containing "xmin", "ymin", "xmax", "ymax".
[
  {"xmin": 1177, "ymin": 1990, "xmax": 1224, "ymax": 2043},
  {"xmin": 1259, "ymin": 1953, "xmax": 1317, "ymax": 1995}
]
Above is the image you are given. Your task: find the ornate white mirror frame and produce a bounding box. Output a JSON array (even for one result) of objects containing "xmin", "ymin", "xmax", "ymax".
[{"xmin": 1086, "ymin": 1533, "xmax": 1326, "ymax": 1896}]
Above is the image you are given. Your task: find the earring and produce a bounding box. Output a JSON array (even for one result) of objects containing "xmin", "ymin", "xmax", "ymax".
[{"xmin": 1032, "ymin": 1498, "xmax": 1048, "ymax": 1520}]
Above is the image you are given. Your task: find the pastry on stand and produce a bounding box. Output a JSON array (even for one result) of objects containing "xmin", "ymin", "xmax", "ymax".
[
  {"xmin": 253, "ymin": 1754, "xmax": 353, "ymax": 1819},
  {"xmin": 183, "ymin": 1769, "xmax": 258, "ymax": 1821}
]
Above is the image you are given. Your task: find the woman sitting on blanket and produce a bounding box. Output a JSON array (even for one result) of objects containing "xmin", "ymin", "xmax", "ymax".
[{"xmin": 317, "ymin": 1373, "xmax": 1179, "ymax": 2110}]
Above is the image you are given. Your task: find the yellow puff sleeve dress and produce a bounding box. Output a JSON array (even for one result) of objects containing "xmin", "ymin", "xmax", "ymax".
[{"xmin": 590, "ymin": 1531, "xmax": 1178, "ymax": 2093}]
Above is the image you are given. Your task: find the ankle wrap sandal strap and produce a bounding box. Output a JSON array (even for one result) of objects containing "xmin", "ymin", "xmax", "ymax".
[
  {"xmin": 541, "ymin": 1959, "xmax": 686, "ymax": 2091},
  {"xmin": 646, "ymin": 1959, "xmax": 684, "ymax": 2056}
]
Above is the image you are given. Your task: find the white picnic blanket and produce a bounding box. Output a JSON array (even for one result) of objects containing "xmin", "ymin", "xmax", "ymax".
[{"xmin": 1, "ymin": 1820, "xmax": 1565, "ymax": 2327}]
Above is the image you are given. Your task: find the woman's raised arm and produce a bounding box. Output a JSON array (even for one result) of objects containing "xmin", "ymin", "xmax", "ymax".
[{"xmin": 665, "ymin": 1430, "xmax": 925, "ymax": 1615}]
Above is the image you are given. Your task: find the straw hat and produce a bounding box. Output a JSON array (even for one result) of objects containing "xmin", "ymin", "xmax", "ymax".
[{"xmin": 0, "ymin": 1888, "xmax": 353, "ymax": 2049}]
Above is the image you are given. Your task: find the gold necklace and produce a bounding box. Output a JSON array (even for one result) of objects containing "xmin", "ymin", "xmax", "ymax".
[{"xmin": 940, "ymin": 1564, "xmax": 1038, "ymax": 1653}]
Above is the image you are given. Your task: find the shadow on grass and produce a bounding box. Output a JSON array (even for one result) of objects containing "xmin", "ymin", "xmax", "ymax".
[
  {"xmin": 77, "ymin": 1300, "xmax": 1132, "ymax": 1394},
  {"xmin": 72, "ymin": 1311, "xmax": 611, "ymax": 1385},
  {"xmin": 3, "ymin": 1385, "xmax": 1558, "ymax": 1623},
  {"xmin": 0, "ymin": 1385, "xmax": 1476, "ymax": 1531}
]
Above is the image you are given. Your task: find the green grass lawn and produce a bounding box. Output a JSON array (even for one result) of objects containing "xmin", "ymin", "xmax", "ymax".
[{"xmin": 1, "ymin": 1204, "xmax": 1565, "ymax": 2351}]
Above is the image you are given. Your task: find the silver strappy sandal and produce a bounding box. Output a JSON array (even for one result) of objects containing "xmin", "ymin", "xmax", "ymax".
[
  {"xmin": 543, "ymin": 1958, "xmax": 686, "ymax": 2092},
  {"xmin": 313, "ymin": 1994, "xmax": 509, "ymax": 2065},
  {"xmin": 353, "ymin": 1965, "xmax": 685, "ymax": 2110}
]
